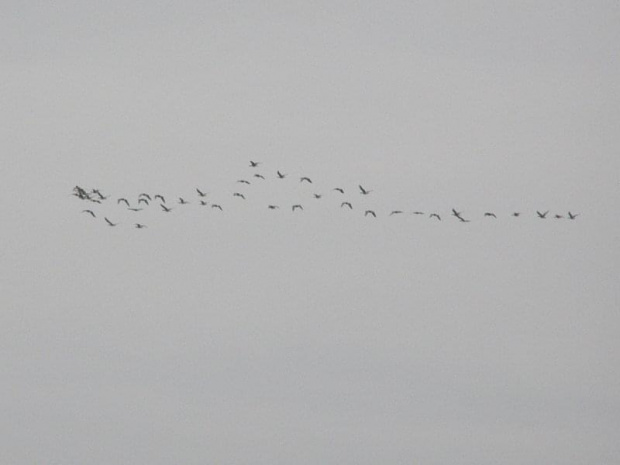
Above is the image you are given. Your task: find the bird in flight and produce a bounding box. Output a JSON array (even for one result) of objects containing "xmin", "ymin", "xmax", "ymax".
[
  {"xmin": 412, "ymin": 211, "xmax": 425, "ymax": 215},
  {"xmin": 484, "ymin": 212, "xmax": 497, "ymax": 218},
  {"xmin": 536, "ymin": 210, "xmax": 549, "ymax": 219},
  {"xmin": 254, "ymin": 174, "xmax": 265, "ymax": 180},
  {"xmin": 178, "ymin": 197, "xmax": 189, "ymax": 204},
  {"xmin": 211, "ymin": 204, "xmax": 223, "ymax": 211},
  {"xmin": 139, "ymin": 193, "xmax": 151, "ymax": 200},
  {"xmin": 341, "ymin": 202, "xmax": 353, "ymax": 209},
  {"xmin": 292, "ymin": 204, "xmax": 303, "ymax": 211},
  {"xmin": 160, "ymin": 204, "xmax": 173, "ymax": 212},
  {"xmin": 554, "ymin": 214, "xmax": 564, "ymax": 219},
  {"xmin": 333, "ymin": 188, "xmax": 344, "ymax": 194},
  {"xmin": 390, "ymin": 210, "xmax": 403, "ymax": 216},
  {"xmin": 104, "ymin": 217, "xmax": 118, "ymax": 227},
  {"xmin": 249, "ymin": 160, "xmax": 261, "ymax": 167},
  {"xmin": 429, "ymin": 213, "xmax": 441, "ymax": 220},
  {"xmin": 267, "ymin": 205, "xmax": 279, "ymax": 210},
  {"xmin": 82, "ymin": 209, "xmax": 96, "ymax": 217},
  {"xmin": 117, "ymin": 198, "xmax": 130, "ymax": 207},
  {"xmin": 313, "ymin": 194, "xmax": 322, "ymax": 199},
  {"xmin": 128, "ymin": 207, "xmax": 143, "ymax": 212},
  {"xmin": 237, "ymin": 180, "xmax": 251, "ymax": 185},
  {"xmin": 568, "ymin": 212, "xmax": 579, "ymax": 220},
  {"xmin": 277, "ymin": 171, "xmax": 286, "ymax": 179},
  {"xmin": 233, "ymin": 193, "xmax": 246, "ymax": 199},
  {"xmin": 359, "ymin": 185, "xmax": 372, "ymax": 195},
  {"xmin": 92, "ymin": 189, "xmax": 108, "ymax": 200},
  {"xmin": 300, "ymin": 177, "xmax": 312, "ymax": 184},
  {"xmin": 512, "ymin": 212, "xmax": 521, "ymax": 217},
  {"xmin": 154, "ymin": 194, "xmax": 166, "ymax": 203},
  {"xmin": 196, "ymin": 188, "xmax": 207, "ymax": 197},
  {"xmin": 138, "ymin": 198, "xmax": 149, "ymax": 205},
  {"xmin": 199, "ymin": 200, "xmax": 208, "ymax": 206},
  {"xmin": 365, "ymin": 210, "xmax": 377, "ymax": 217},
  {"xmin": 134, "ymin": 223, "xmax": 147, "ymax": 229}
]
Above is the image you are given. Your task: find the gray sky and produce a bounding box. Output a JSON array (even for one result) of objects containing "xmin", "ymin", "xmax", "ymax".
[{"xmin": 1, "ymin": 1, "xmax": 619, "ymax": 464}]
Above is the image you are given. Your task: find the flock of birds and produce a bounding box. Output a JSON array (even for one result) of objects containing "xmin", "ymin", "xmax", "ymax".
[{"xmin": 73, "ymin": 161, "xmax": 580, "ymax": 229}]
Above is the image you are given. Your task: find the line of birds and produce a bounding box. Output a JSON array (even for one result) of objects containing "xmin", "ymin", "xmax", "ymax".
[{"xmin": 73, "ymin": 160, "xmax": 580, "ymax": 228}]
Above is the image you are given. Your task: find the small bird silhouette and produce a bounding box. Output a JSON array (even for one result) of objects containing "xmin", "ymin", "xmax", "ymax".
[
  {"xmin": 138, "ymin": 198, "xmax": 149, "ymax": 205},
  {"xmin": 313, "ymin": 194, "xmax": 322, "ymax": 199},
  {"xmin": 82, "ymin": 209, "xmax": 96, "ymax": 217},
  {"xmin": 390, "ymin": 210, "xmax": 403, "ymax": 216},
  {"xmin": 536, "ymin": 210, "xmax": 549, "ymax": 219},
  {"xmin": 300, "ymin": 177, "xmax": 312, "ymax": 184},
  {"xmin": 365, "ymin": 210, "xmax": 377, "ymax": 217},
  {"xmin": 134, "ymin": 223, "xmax": 147, "ymax": 229},
  {"xmin": 429, "ymin": 213, "xmax": 441, "ymax": 220},
  {"xmin": 554, "ymin": 214, "xmax": 564, "ymax": 219},
  {"xmin": 412, "ymin": 211, "xmax": 425, "ymax": 215},
  {"xmin": 178, "ymin": 197, "xmax": 189, "ymax": 204},
  {"xmin": 333, "ymin": 188, "xmax": 345, "ymax": 194},
  {"xmin": 160, "ymin": 204, "xmax": 173, "ymax": 212},
  {"xmin": 237, "ymin": 180, "xmax": 251, "ymax": 185},
  {"xmin": 249, "ymin": 160, "xmax": 261, "ymax": 167},
  {"xmin": 196, "ymin": 188, "xmax": 207, "ymax": 197},
  {"xmin": 341, "ymin": 202, "xmax": 353, "ymax": 209},
  {"xmin": 104, "ymin": 217, "xmax": 118, "ymax": 227},
  {"xmin": 128, "ymin": 207, "xmax": 143, "ymax": 212},
  {"xmin": 154, "ymin": 194, "xmax": 166, "ymax": 203},
  {"xmin": 568, "ymin": 212, "xmax": 579, "ymax": 220},
  {"xmin": 254, "ymin": 174, "xmax": 265, "ymax": 179},
  {"xmin": 233, "ymin": 193, "xmax": 246, "ymax": 199},
  {"xmin": 292, "ymin": 204, "xmax": 303, "ymax": 211},
  {"xmin": 277, "ymin": 171, "xmax": 286, "ymax": 179},
  {"xmin": 139, "ymin": 193, "xmax": 151, "ymax": 200},
  {"xmin": 117, "ymin": 198, "xmax": 130, "ymax": 207},
  {"xmin": 512, "ymin": 212, "xmax": 521, "ymax": 217},
  {"xmin": 268, "ymin": 205, "xmax": 279, "ymax": 210},
  {"xmin": 211, "ymin": 204, "xmax": 223, "ymax": 211},
  {"xmin": 199, "ymin": 200, "xmax": 208, "ymax": 206},
  {"xmin": 484, "ymin": 212, "xmax": 497, "ymax": 218},
  {"xmin": 359, "ymin": 185, "xmax": 372, "ymax": 195}
]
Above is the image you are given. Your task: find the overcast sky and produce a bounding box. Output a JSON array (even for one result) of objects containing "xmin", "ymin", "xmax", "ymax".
[{"xmin": 1, "ymin": 1, "xmax": 619, "ymax": 464}]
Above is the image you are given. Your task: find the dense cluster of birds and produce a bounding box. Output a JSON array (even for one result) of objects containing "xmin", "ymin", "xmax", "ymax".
[{"xmin": 73, "ymin": 161, "xmax": 580, "ymax": 229}]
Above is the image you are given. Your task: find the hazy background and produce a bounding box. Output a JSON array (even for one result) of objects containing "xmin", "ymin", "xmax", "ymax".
[{"xmin": 1, "ymin": 1, "xmax": 619, "ymax": 464}]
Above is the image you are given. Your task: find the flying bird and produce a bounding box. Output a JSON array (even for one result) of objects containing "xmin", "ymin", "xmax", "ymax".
[
  {"xmin": 138, "ymin": 198, "xmax": 149, "ymax": 205},
  {"xmin": 429, "ymin": 213, "xmax": 441, "ymax": 220},
  {"xmin": 134, "ymin": 223, "xmax": 147, "ymax": 229},
  {"xmin": 237, "ymin": 180, "xmax": 251, "ymax": 185},
  {"xmin": 365, "ymin": 210, "xmax": 377, "ymax": 217},
  {"xmin": 199, "ymin": 200, "xmax": 208, "ymax": 206},
  {"xmin": 359, "ymin": 185, "xmax": 372, "ymax": 195},
  {"xmin": 104, "ymin": 217, "xmax": 117, "ymax": 227},
  {"xmin": 211, "ymin": 204, "xmax": 223, "ymax": 211},
  {"xmin": 154, "ymin": 194, "xmax": 166, "ymax": 203},
  {"xmin": 139, "ymin": 193, "xmax": 151, "ymax": 200},
  {"xmin": 178, "ymin": 197, "xmax": 189, "ymax": 204},
  {"xmin": 254, "ymin": 174, "xmax": 265, "ymax": 179},
  {"xmin": 484, "ymin": 212, "xmax": 497, "ymax": 218},
  {"xmin": 512, "ymin": 212, "xmax": 521, "ymax": 217},
  {"xmin": 341, "ymin": 202, "xmax": 353, "ymax": 209},
  {"xmin": 249, "ymin": 160, "xmax": 261, "ymax": 167},
  {"xmin": 333, "ymin": 188, "xmax": 345, "ymax": 194},
  {"xmin": 82, "ymin": 209, "xmax": 96, "ymax": 217},
  {"xmin": 277, "ymin": 170, "xmax": 286, "ymax": 179},
  {"xmin": 554, "ymin": 214, "xmax": 564, "ymax": 219},
  {"xmin": 233, "ymin": 193, "xmax": 246, "ymax": 199},
  {"xmin": 128, "ymin": 207, "xmax": 143, "ymax": 212},
  {"xmin": 160, "ymin": 204, "xmax": 172, "ymax": 212},
  {"xmin": 536, "ymin": 210, "xmax": 549, "ymax": 219},
  {"xmin": 313, "ymin": 194, "xmax": 322, "ymax": 199},
  {"xmin": 117, "ymin": 198, "xmax": 130, "ymax": 207},
  {"xmin": 300, "ymin": 177, "xmax": 312, "ymax": 184},
  {"xmin": 292, "ymin": 204, "xmax": 303, "ymax": 211},
  {"xmin": 390, "ymin": 210, "xmax": 403, "ymax": 216},
  {"xmin": 568, "ymin": 212, "xmax": 579, "ymax": 220},
  {"xmin": 92, "ymin": 189, "xmax": 108, "ymax": 200},
  {"xmin": 196, "ymin": 188, "xmax": 207, "ymax": 197},
  {"xmin": 267, "ymin": 205, "xmax": 279, "ymax": 210},
  {"xmin": 412, "ymin": 211, "xmax": 425, "ymax": 215}
]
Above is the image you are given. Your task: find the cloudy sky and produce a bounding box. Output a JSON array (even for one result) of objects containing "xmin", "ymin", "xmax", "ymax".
[{"xmin": 2, "ymin": 1, "xmax": 619, "ymax": 464}]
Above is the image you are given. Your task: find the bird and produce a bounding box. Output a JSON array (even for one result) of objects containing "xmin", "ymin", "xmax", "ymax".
[
  {"xmin": 313, "ymin": 194, "xmax": 322, "ymax": 199},
  {"xmin": 92, "ymin": 189, "xmax": 108, "ymax": 200},
  {"xmin": 429, "ymin": 213, "xmax": 441, "ymax": 220},
  {"xmin": 211, "ymin": 204, "xmax": 223, "ymax": 211},
  {"xmin": 267, "ymin": 205, "xmax": 279, "ymax": 210},
  {"xmin": 359, "ymin": 185, "xmax": 372, "ymax": 195},
  {"xmin": 277, "ymin": 170, "xmax": 286, "ymax": 179},
  {"xmin": 138, "ymin": 198, "xmax": 149, "ymax": 205},
  {"xmin": 536, "ymin": 210, "xmax": 549, "ymax": 219},
  {"xmin": 199, "ymin": 200, "xmax": 208, "ymax": 206},
  {"xmin": 178, "ymin": 197, "xmax": 189, "ymax": 204},
  {"xmin": 82, "ymin": 209, "xmax": 96, "ymax": 217},
  {"xmin": 292, "ymin": 204, "xmax": 303, "ymax": 211},
  {"xmin": 134, "ymin": 223, "xmax": 147, "ymax": 229},
  {"xmin": 196, "ymin": 188, "xmax": 207, "ymax": 197},
  {"xmin": 333, "ymin": 188, "xmax": 345, "ymax": 194},
  {"xmin": 237, "ymin": 180, "xmax": 251, "ymax": 185},
  {"xmin": 249, "ymin": 160, "xmax": 261, "ymax": 167},
  {"xmin": 412, "ymin": 211, "xmax": 425, "ymax": 215},
  {"xmin": 300, "ymin": 177, "xmax": 312, "ymax": 184},
  {"xmin": 104, "ymin": 217, "xmax": 117, "ymax": 227},
  {"xmin": 341, "ymin": 202, "xmax": 353, "ymax": 209},
  {"xmin": 512, "ymin": 212, "xmax": 521, "ymax": 217},
  {"xmin": 89, "ymin": 198, "xmax": 102, "ymax": 204},
  {"xmin": 139, "ymin": 193, "xmax": 151, "ymax": 200},
  {"xmin": 117, "ymin": 198, "xmax": 130, "ymax": 207},
  {"xmin": 451, "ymin": 208, "xmax": 464, "ymax": 220},
  {"xmin": 554, "ymin": 214, "xmax": 564, "ymax": 219},
  {"xmin": 390, "ymin": 210, "xmax": 403, "ymax": 216},
  {"xmin": 365, "ymin": 210, "xmax": 377, "ymax": 217},
  {"xmin": 233, "ymin": 193, "xmax": 246, "ymax": 199},
  {"xmin": 568, "ymin": 212, "xmax": 579, "ymax": 220},
  {"xmin": 128, "ymin": 207, "xmax": 143, "ymax": 212},
  {"xmin": 154, "ymin": 194, "xmax": 166, "ymax": 203},
  {"xmin": 160, "ymin": 204, "xmax": 172, "ymax": 212},
  {"xmin": 484, "ymin": 212, "xmax": 497, "ymax": 218},
  {"xmin": 254, "ymin": 174, "xmax": 265, "ymax": 179}
]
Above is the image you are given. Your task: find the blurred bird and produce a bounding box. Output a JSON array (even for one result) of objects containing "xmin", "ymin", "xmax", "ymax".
[
  {"xmin": 254, "ymin": 174, "xmax": 265, "ymax": 179},
  {"xmin": 390, "ymin": 210, "xmax": 403, "ymax": 216},
  {"xmin": 300, "ymin": 177, "xmax": 312, "ymax": 184},
  {"xmin": 430, "ymin": 213, "xmax": 441, "ymax": 220},
  {"xmin": 237, "ymin": 180, "xmax": 251, "ymax": 185},
  {"xmin": 333, "ymin": 188, "xmax": 345, "ymax": 194},
  {"xmin": 268, "ymin": 205, "xmax": 279, "ymax": 210},
  {"xmin": 178, "ymin": 197, "xmax": 189, "ymax": 204},
  {"xmin": 277, "ymin": 170, "xmax": 286, "ymax": 179},
  {"xmin": 160, "ymin": 204, "xmax": 172, "ymax": 212},
  {"xmin": 484, "ymin": 212, "xmax": 497, "ymax": 218},
  {"xmin": 117, "ymin": 198, "xmax": 130, "ymax": 207},
  {"xmin": 233, "ymin": 193, "xmax": 246, "ymax": 199},
  {"xmin": 568, "ymin": 212, "xmax": 579, "ymax": 220},
  {"xmin": 139, "ymin": 193, "xmax": 151, "ymax": 200},
  {"xmin": 536, "ymin": 210, "xmax": 549, "ymax": 218},
  {"xmin": 154, "ymin": 194, "xmax": 166, "ymax": 203},
  {"xmin": 196, "ymin": 188, "xmax": 207, "ymax": 197},
  {"xmin": 341, "ymin": 202, "xmax": 353, "ymax": 209},
  {"xmin": 138, "ymin": 198, "xmax": 149, "ymax": 205},
  {"xmin": 249, "ymin": 160, "xmax": 261, "ymax": 167},
  {"xmin": 211, "ymin": 204, "xmax": 223, "ymax": 211},
  {"xmin": 313, "ymin": 194, "xmax": 322, "ymax": 199},
  {"xmin": 365, "ymin": 210, "xmax": 377, "ymax": 217},
  {"xmin": 292, "ymin": 204, "xmax": 303, "ymax": 211},
  {"xmin": 104, "ymin": 217, "xmax": 118, "ymax": 227},
  {"xmin": 135, "ymin": 223, "xmax": 147, "ymax": 229},
  {"xmin": 82, "ymin": 209, "xmax": 96, "ymax": 217},
  {"xmin": 359, "ymin": 185, "xmax": 372, "ymax": 195}
]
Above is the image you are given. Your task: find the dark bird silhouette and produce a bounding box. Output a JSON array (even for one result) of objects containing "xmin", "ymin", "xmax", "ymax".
[
  {"xmin": 92, "ymin": 189, "xmax": 108, "ymax": 200},
  {"xmin": 128, "ymin": 207, "xmax": 143, "ymax": 212},
  {"xmin": 117, "ymin": 198, "xmax": 130, "ymax": 207},
  {"xmin": 300, "ymin": 177, "xmax": 312, "ymax": 184},
  {"xmin": 104, "ymin": 217, "xmax": 118, "ymax": 227},
  {"xmin": 537, "ymin": 210, "xmax": 549, "ymax": 219},
  {"xmin": 233, "ymin": 193, "xmax": 246, "ymax": 199},
  {"xmin": 390, "ymin": 210, "xmax": 403, "ymax": 216},
  {"xmin": 412, "ymin": 211, "xmax": 425, "ymax": 215},
  {"xmin": 268, "ymin": 205, "xmax": 279, "ymax": 210},
  {"xmin": 138, "ymin": 198, "xmax": 149, "ymax": 205},
  {"xmin": 89, "ymin": 199, "xmax": 102, "ymax": 204},
  {"xmin": 277, "ymin": 170, "xmax": 286, "ymax": 179},
  {"xmin": 178, "ymin": 197, "xmax": 189, "ymax": 204},
  {"xmin": 512, "ymin": 212, "xmax": 521, "ymax": 217},
  {"xmin": 430, "ymin": 213, "xmax": 441, "ymax": 220},
  {"xmin": 365, "ymin": 210, "xmax": 377, "ymax": 217},
  {"xmin": 292, "ymin": 204, "xmax": 303, "ymax": 211},
  {"xmin": 341, "ymin": 202, "xmax": 353, "ymax": 209},
  {"xmin": 568, "ymin": 212, "xmax": 579, "ymax": 220},
  {"xmin": 199, "ymin": 200, "xmax": 208, "ymax": 206},
  {"xmin": 359, "ymin": 185, "xmax": 372, "ymax": 195},
  {"xmin": 82, "ymin": 209, "xmax": 96, "ymax": 217},
  {"xmin": 154, "ymin": 194, "xmax": 166, "ymax": 203},
  {"xmin": 333, "ymin": 188, "xmax": 345, "ymax": 194},
  {"xmin": 196, "ymin": 188, "xmax": 207, "ymax": 197},
  {"xmin": 254, "ymin": 174, "xmax": 265, "ymax": 179},
  {"xmin": 554, "ymin": 214, "xmax": 564, "ymax": 219},
  {"xmin": 249, "ymin": 160, "xmax": 261, "ymax": 167},
  {"xmin": 484, "ymin": 212, "xmax": 497, "ymax": 218},
  {"xmin": 313, "ymin": 194, "xmax": 322, "ymax": 199},
  {"xmin": 211, "ymin": 204, "xmax": 223, "ymax": 211},
  {"xmin": 135, "ymin": 223, "xmax": 147, "ymax": 229},
  {"xmin": 139, "ymin": 193, "xmax": 151, "ymax": 200},
  {"xmin": 237, "ymin": 180, "xmax": 251, "ymax": 185},
  {"xmin": 160, "ymin": 204, "xmax": 172, "ymax": 212}
]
